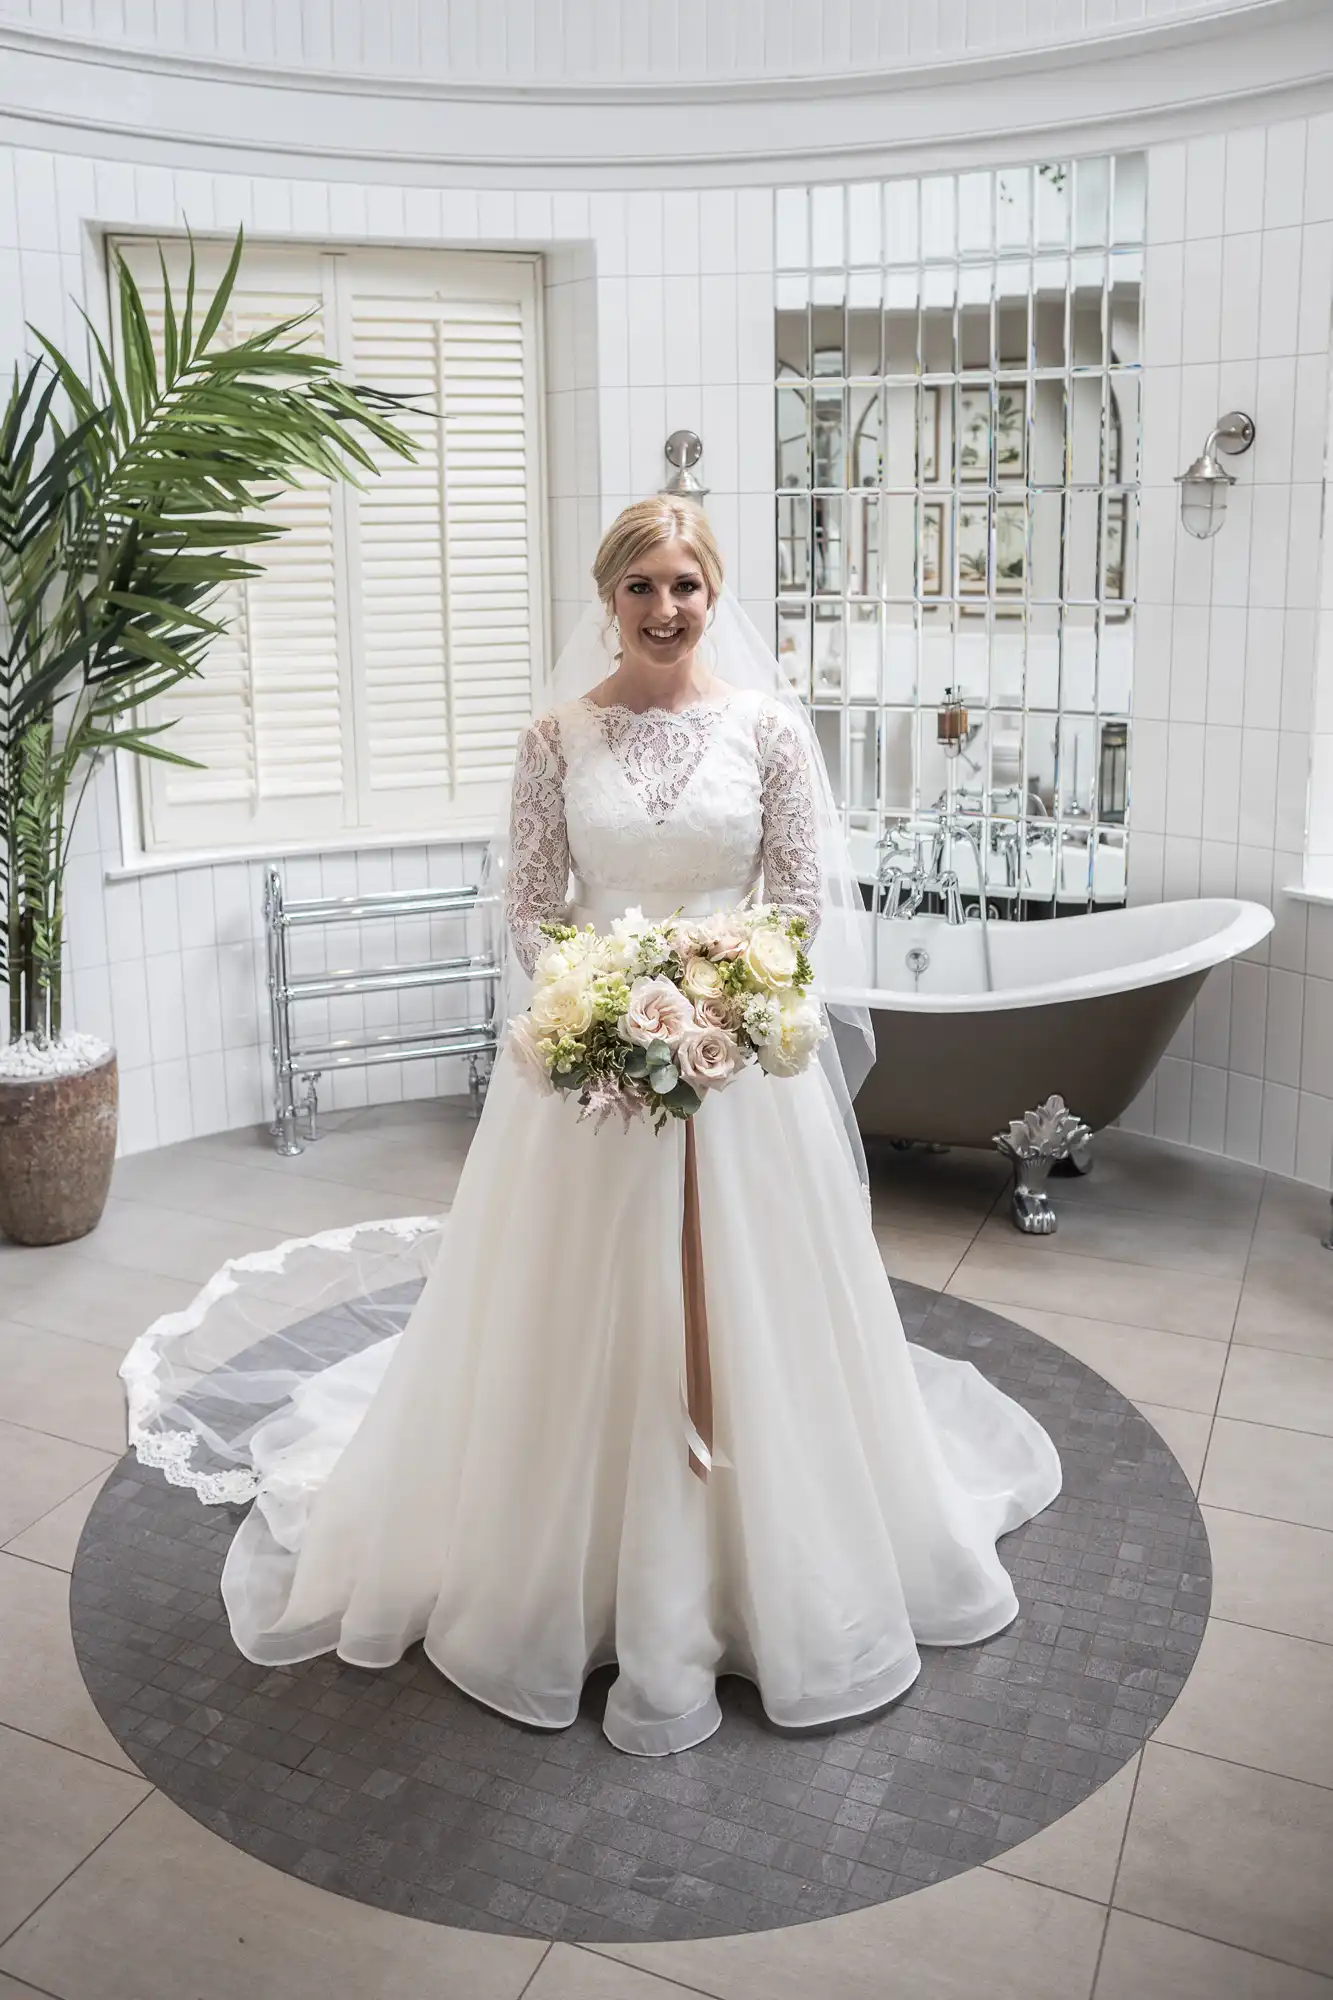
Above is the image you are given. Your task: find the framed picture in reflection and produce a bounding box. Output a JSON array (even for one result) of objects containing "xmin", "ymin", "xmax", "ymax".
[
  {"xmin": 957, "ymin": 503, "xmax": 1026, "ymax": 602},
  {"xmin": 920, "ymin": 502, "xmax": 945, "ymax": 597},
  {"xmin": 957, "ymin": 385, "xmax": 1027, "ymax": 482}
]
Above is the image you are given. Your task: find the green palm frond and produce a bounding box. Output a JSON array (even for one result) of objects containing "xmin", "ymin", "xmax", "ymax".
[{"xmin": 0, "ymin": 228, "xmax": 421, "ymax": 1040}]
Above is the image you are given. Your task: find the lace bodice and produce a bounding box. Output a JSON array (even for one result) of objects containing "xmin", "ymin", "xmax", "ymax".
[{"xmin": 505, "ymin": 690, "xmax": 821, "ymax": 974}]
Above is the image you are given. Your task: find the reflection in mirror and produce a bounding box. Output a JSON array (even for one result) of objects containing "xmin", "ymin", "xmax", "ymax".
[
  {"xmin": 812, "ymin": 274, "xmax": 845, "ymax": 378},
  {"xmin": 959, "ymin": 265, "xmax": 992, "ymax": 371},
  {"xmin": 884, "ymin": 604, "xmax": 916, "ymax": 704},
  {"xmin": 1074, "ymin": 156, "xmax": 1110, "ymax": 248},
  {"xmin": 850, "ymin": 385, "xmax": 883, "ymax": 486},
  {"xmin": 777, "ymin": 385, "xmax": 808, "ymax": 487},
  {"xmin": 1061, "ymin": 607, "xmax": 1097, "ymax": 713},
  {"xmin": 813, "ymin": 706, "xmax": 842, "ymax": 806},
  {"xmin": 921, "ymin": 267, "xmax": 955, "ymax": 374},
  {"xmin": 883, "ymin": 270, "xmax": 918, "ymax": 373},
  {"xmin": 812, "ymin": 495, "xmax": 843, "ymax": 594},
  {"xmin": 775, "ymin": 275, "xmax": 809, "ymax": 378},
  {"xmin": 812, "ymin": 602, "xmax": 844, "ymax": 699},
  {"xmin": 1059, "ymin": 713, "xmax": 1096, "ymax": 815},
  {"xmin": 812, "ymin": 184, "xmax": 844, "ymax": 266},
  {"xmin": 848, "ymin": 182, "xmax": 881, "ymax": 264},
  {"xmin": 847, "ymin": 271, "xmax": 882, "ymax": 377},
  {"xmin": 776, "ymin": 599, "xmax": 810, "ymax": 694},
  {"xmin": 848, "ymin": 708, "xmax": 878, "ymax": 816},
  {"xmin": 1072, "ymin": 259, "xmax": 1106, "ymax": 366},
  {"xmin": 1035, "ymin": 162, "xmax": 1070, "ymax": 248},
  {"xmin": 1069, "ymin": 373, "xmax": 1104, "ymax": 486},
  {"xmin": 813, "ymin": 389, "xmax": 845, "ymax": 488},
  {"xmin": 1033, "ymin": 262, "xmax": 1068, "ymax": 368},
  {"xmin": 773, "ymin": 152, "xmax": 1144, "ymax": 916},
  {"xmin": 776, "ymin": 187, "xmax": 808, "ymax": 268},
  {"xmin": 847, "ymin": 494, "xmax": 879, "ymax": 598},
  {"xmin": 848, "ymin": 600, "xmax": 880, "ymax": 700},
  {"xmin": 881, "ymin": 708, "xmax": 914, "ymax": 809},
  {"xmin": 884, "ymin": 178, "xmax": 919, "ymax": 262}
]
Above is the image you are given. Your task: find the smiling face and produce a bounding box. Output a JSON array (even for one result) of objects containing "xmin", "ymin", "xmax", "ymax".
[{"xmin": 610, "ymin": 538, "xmax": 712, "ymax": 676}]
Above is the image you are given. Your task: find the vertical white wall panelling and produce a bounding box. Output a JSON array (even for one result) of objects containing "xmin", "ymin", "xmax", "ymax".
[{"xmin": 1134, "ymin": 113, "xmax": 1333, "ymax": 1191}]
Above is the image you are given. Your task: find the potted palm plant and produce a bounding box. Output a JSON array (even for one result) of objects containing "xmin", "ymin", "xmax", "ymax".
[{"xmin": 0, "ymin": 232, "xmax": 415, "ymax": 1245}]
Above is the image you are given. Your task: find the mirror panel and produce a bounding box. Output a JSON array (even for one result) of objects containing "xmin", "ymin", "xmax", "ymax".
[{"xmin": 772, "ymin": 153, "xmax": 1144, "ymax": 916}]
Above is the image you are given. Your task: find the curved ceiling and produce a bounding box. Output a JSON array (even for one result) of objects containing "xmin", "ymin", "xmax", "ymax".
[
  {"xmin": 0, "ymin": 0, "xmax": 1328, "ymax": 180},
  {"xmin": 0, "ymin": 0, "xmax": 1279, "ymax": 85}
]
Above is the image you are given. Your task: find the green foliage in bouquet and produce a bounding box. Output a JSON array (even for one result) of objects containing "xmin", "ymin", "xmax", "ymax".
[{"xmin": 0, "ymin": 230, "xmax": 417, "ymax": 1044}]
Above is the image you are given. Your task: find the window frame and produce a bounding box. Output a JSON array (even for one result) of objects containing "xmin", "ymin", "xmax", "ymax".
[{"xmin": 105, "ymin": 233, "xmax": 550, "ymax": 874}]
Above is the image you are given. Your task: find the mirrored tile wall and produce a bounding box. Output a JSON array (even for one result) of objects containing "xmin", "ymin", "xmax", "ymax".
[{"xmin": 773, "ymin": 155, "xmax": 1144, "ymax": 914}]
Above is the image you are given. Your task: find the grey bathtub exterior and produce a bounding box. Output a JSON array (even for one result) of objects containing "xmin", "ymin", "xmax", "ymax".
[{"xmin": 853, "ymin": 968, "xmax": 1208, "ymax": 1149}]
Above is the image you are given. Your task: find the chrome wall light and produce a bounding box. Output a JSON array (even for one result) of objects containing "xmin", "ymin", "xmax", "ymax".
[
  {"xmin": 1176, "ymin": 410, "xmax": 1255, "ymax": 538},
  {"xmin": 661, "ymin": 429, "xmax": 708, "ymax": 499}
]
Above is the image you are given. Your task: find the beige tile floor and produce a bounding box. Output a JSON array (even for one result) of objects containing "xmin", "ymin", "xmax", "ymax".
[{"xmin": 1, "ymin": 1105, "xmax": 1331, "ymax": 1999}]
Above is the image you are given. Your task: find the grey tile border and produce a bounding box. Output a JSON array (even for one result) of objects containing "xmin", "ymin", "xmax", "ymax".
[{"xmin": 71, "ymin": 1279, "xmax": 1210, "ymax": 1943}]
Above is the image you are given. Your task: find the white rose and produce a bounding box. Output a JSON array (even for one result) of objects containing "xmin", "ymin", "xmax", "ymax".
[
  {"xmin": 676, "ymin": 1024, "xmax": 744, "ymax": 1092},
  {"xmin": 618, "ymin": 976, "xmax": 695, "ymax": 1050},
  {"xmin": 528, "ymin": 972, "xmax": 595, "ymax": 1042},
  {"xmin": 680, "ymin": 954, "xmax": 726, "ymax": 1003},
  {"xmin": 534, "ymin": 937, "xmax": 586, "ymax": 983},
  {"xmin": 743, "ymin": 925, "xmax": 799, "ymax": 992}
]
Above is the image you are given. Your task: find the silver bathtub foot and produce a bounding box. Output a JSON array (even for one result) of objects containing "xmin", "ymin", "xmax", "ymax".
[
  {"xmin": 1052, "ymin": 1131, "xmax": 1094, "ymax": 1176},
  {"xmin": 994, "ymin": 1097, "xmax": 1093, "ymax": 1236}
]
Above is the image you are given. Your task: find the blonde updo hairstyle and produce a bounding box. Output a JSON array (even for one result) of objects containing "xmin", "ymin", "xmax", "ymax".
[{"xmin": 591, "ymin": 497, "xmax": 725, "ymax": 615}]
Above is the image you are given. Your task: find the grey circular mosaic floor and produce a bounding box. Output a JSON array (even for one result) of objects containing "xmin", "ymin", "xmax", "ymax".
[{"xmin": 71, "ymin": 1278, "xmax": 1209, "ymax": 1945}]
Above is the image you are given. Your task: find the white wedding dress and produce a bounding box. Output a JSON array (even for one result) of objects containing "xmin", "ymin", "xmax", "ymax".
[{"xmin": 221, "ymin": 688, "xmax": 1061, "ymax": 1756}]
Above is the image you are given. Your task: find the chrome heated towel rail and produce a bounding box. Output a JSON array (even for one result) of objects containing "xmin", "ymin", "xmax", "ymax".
[{"xmin": 263, "ymin": 866, "xmax": 498, "ymax": 1156}]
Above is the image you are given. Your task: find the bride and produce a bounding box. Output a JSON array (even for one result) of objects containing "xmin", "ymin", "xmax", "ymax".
[{"xmin": 174, "ymin": 497, "xmax": 1061, "ymax": 1758}]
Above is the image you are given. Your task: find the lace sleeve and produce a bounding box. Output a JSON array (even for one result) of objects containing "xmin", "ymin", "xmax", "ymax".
[
  {"xmin": 505, "ymin": 713, "xmax": 571, "ymax": 976},
  {"xmin": 756, "ymin": 700, "xmax": 822, "ymax": 939}
]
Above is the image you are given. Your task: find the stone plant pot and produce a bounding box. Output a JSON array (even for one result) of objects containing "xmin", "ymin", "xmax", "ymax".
[{"xmin": 0, "ymin": 1049, "xmax": 118, "ymax": 1246}]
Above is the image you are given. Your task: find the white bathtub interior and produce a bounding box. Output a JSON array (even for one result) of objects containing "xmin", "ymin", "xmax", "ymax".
[{"xmin": 851, "ymin": 899, "xmax": 1275, "ymax": 1008}]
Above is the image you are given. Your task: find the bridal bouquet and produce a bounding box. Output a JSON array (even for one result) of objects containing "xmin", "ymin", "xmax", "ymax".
[{"xmin": 508, "ymin": 904, "xmax": 826, "ymax": 1130}]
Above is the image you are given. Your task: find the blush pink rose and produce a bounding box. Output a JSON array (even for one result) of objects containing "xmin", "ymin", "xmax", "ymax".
[
  {"xmin": 676, "ymin": 1024, "xmax": 744, "ymax": 1091},
  {"xmin": 619, "ymin": 976, "xmax": 695, "ymax": 1050}
]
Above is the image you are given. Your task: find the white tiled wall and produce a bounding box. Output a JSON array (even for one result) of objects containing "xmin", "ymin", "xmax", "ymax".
[
  {"xmin": 1120, "ymin": 116, "xmax": 1333, "ymax": 1187},
  {"xmin": 0, "ymin": 0, "xmax": 1242, "ymax": 78},
  {"xmin": 3, "ymin": 116, "xmax": 1333, "ymax": 1186}
]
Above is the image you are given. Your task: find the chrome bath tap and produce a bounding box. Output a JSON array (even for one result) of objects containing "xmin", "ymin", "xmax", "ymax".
[{"xmin": 875, "ymin": 824, "xmax": 967, "ymax": 928}]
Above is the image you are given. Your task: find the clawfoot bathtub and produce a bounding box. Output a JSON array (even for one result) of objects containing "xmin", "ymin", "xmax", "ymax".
[{"xmin": 835, "ymin": 899, "xmax": 1274, "ymax": 1233}]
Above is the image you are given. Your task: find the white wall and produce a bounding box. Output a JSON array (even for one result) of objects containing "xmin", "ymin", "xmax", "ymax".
[
  {"xmin": 3, "ymin": 106, "xmax": 1333, "ymax": 1180},
  {"xmin": 1120, "ymin": 117, "xmax": 1333, "ymax": 1186}
]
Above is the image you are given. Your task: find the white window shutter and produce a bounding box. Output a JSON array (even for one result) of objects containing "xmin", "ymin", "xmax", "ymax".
[
  {"xmin": 110, "ymin": 239, "xmax": 545, "ymax": 858},
  {"xmin": 113, "ymin": 243, "xmax": 352, "ymax": 852},
  {"xmin": 347, "ymin": 280, "xmax": 539, "ymax": 826}
]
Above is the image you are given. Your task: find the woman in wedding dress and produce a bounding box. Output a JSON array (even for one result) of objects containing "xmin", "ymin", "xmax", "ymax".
[{"xmin": 212, "ymin": 497, "xmax": 1061, "ymax": 1758}]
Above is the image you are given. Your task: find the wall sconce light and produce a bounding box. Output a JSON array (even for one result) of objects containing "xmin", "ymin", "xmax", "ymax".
[
  {"xmin": 1176, "ymin": 410, "xmax": 1255, "ymax": 539},
  {"xmin": 661, "ymin": 429, "xmax": 708, "ymax": 499}
]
